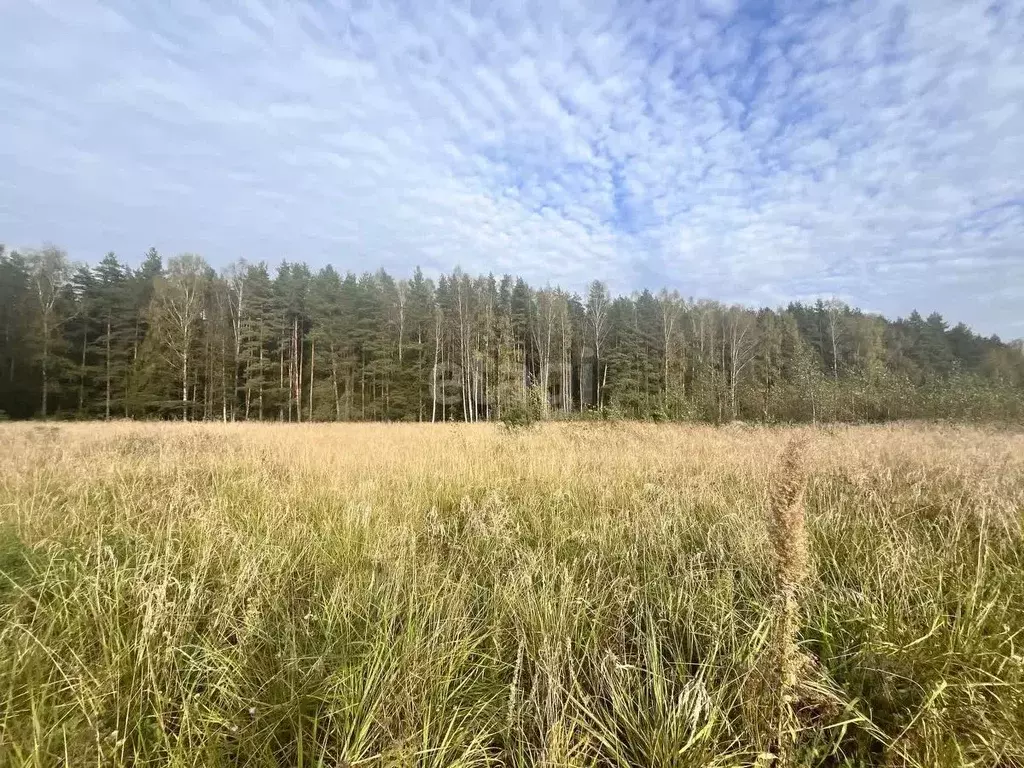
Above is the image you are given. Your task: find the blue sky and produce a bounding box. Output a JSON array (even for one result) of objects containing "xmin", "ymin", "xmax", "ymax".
[{"xmin": 1, "ymin": 0, "xmax": 1022, "ymax": 336}]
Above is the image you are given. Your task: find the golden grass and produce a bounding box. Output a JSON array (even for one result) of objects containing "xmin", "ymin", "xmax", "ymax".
[{"xmin": 1, "ymin": 421, "xmax": 1023, "ymax": 767}]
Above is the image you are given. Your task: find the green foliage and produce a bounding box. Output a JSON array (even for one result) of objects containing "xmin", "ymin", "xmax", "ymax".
[
  {"xmin": 499, "ymin": 384, "xmax": 543, "ymax": 430},
  {"xmin": 1, "ymin": 244, "xmax": 1022, "ymax": 423}
]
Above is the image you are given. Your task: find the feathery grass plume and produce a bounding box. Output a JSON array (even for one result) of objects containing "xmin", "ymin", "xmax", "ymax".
[
  {"xmin": 768, "ymin": 436, "xmax": 811, "ymax": 767},
  {"xmin": 769, "ymin": 437, "xmax": 810, "ymax": 588}
]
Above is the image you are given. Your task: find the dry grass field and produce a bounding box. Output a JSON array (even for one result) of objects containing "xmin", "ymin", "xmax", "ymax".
[{"xmin": 1, "ymin": 422, "xmax": 1023, "ymax": 767}]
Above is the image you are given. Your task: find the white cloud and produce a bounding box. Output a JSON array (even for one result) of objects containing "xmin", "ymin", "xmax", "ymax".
[{"xmin": 0, "ymin": 0, "xmax": 1022, "ymax": 335}]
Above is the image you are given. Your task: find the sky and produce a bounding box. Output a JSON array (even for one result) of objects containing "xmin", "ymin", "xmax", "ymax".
[{"xmin": 1, "ymin": 0, "xmax": 1022, "ymax": 337}]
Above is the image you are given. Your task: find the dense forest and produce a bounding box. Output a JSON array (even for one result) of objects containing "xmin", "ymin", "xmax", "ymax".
[{"xmin": 1, "ymin": 244, "xmax": 1022, "ymax": 423}]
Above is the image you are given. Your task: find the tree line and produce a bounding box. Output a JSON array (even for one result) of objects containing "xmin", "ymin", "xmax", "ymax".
[{"xmin": 1, "ymin": 244, "xmax": 1022, "ymax": 423}]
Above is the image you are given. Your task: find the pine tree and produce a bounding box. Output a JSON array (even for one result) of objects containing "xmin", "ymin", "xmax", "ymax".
[
  {"xmin": 0, "ymin": 248, "xmax": 34, "ymax": 417},
  {"xmin": 93, "ymin": 253, "xmax": 133, "ymax": 419},
  {"xmin": 2, "ymin": 242, "xmax": 1022, "ymax": 423}
]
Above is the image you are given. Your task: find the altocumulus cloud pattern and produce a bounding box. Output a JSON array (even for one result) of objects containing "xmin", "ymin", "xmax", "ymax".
[{"xmin": 1, "ymin": 0, "xmax": 1022, "ymax": 335}]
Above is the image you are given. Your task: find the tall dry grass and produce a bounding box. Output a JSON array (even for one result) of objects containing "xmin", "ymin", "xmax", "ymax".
[{"xmin": 1, "ymin": 421, "xmax": 1023, "ymax": 767}]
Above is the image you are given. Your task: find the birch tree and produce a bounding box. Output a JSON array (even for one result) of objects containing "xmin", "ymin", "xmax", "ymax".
[
  {"xmin": 586, "ymin": 280, "xmax": 611, "ymax": 409},
  {"xmin": 151, "ymin": 254, "xmax": 209, "ymax": 420},
  {"xmin": 726, "ymin": 305, "xmax": 759, "ymax": 421},
  {"xmin": 658, "ymin": 289, "xmax": 684, "ymax": 408},
  {"xmin": 27, "ymin": 246, "xmax": 73, "ymax": 418},
  {"xmin": 531, "ymin": 287, "xmax": 556, "ymax": 416}
]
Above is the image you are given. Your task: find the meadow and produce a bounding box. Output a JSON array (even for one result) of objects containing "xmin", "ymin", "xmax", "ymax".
[{"xmin": 1, "ymin": 421, "xmax": 1022, "ymax": 767}]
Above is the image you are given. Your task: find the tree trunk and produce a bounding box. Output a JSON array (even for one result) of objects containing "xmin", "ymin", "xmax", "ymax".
[
  {"xmin": 257, "ymin": 317, "xmax": 265, "ymax": 420},
  {"xmin": 664, "ymin": 339, "xmax": 670, "ymax": 408},
  {"xmin": 182, "ymin": 349, "xmax": 189, "ymax": 421},
  {"xmin": 40, "ymin": 318, "xmax": 49, "ymax": 418},
  {"xmin": 192, "ymin": 363, "xmax": 200, "ymax": 422},
  {"xmin": 221, "ymin": 334, "xmax": 228, "ymax": 422},
  {"xmin": 105, "ymin": 319, "xmax": 112, "ymax": 420},
  {"xmin": 308, "ymin": 336, "xmax": 315, "ymax": 421},
  {"xmin": 579, "ymin": 345, "xmax": 584, "ymax": 413},
  {"xmin": 418, "ymin": 329, "xmax": 424, "ymax": 422},
  {"xmin": 331, "ymin": 344, "xmax": 340, "ymax": 421},
  {"xmin": 831, "ymin": 324, "xmax": 839, "ymax": 381},
  {"xmin": 461, "ymin": 343, "xmax": 469, "ymax": 423},
  {"xmin": 79, "ymin": 325, "xmax": 88, "ymax": 415},
  {"xmin": 4, "ymin": 317, "xmax": 10, "ymax": 385},
  {"xmin": 431, "ymin": 315, "xmax": 440, "ymax": 423},
  {"xmin": 730, "ymin": 326, "xmax": 738, "ymax": 421},
  {"xmin": 293, "ymin": 316, "xmax": 303, "ymax": 423},
  {"xmin": 346, "ymin": 370, "xmax": 353, "ymax": 420},
  {"xmin": 279, "ymin": 342, "xmax": 285, "ymax": 421},
  {"xmin": 205, "ymin": 333, "xmax": 213, "ymax": 421}
]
